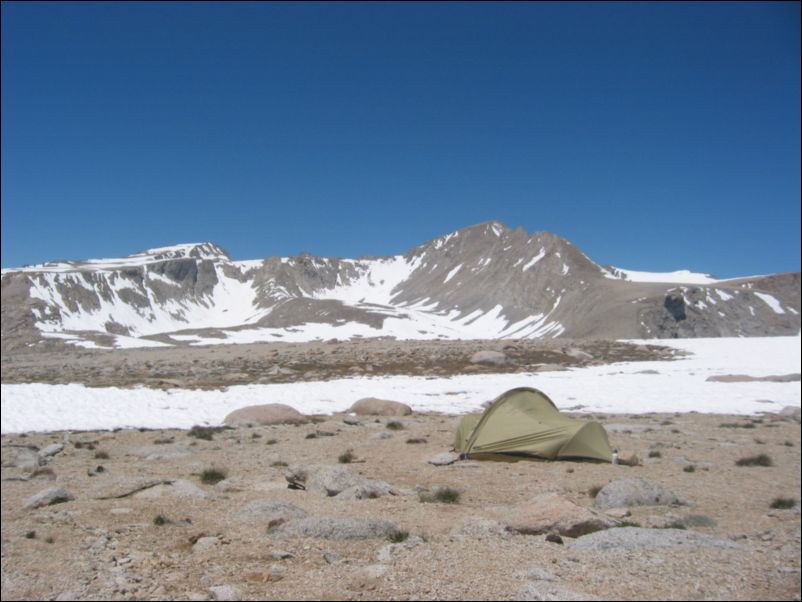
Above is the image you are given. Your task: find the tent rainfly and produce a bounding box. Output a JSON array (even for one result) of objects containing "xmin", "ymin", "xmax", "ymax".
[{"xmin": 454, "ymin": 387, "xmax": 614, "ymax": 462}]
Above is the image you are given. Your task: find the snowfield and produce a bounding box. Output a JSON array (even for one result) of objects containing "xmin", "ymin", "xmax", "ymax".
[{"xmin": 1, "ymin": 336, "xmax": 799, "ymax": 433}]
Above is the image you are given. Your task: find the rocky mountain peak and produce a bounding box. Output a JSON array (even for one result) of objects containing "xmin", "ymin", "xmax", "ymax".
[{"xmin": 135, "ymin": 242, "xmax": 231, "ymax": 262}]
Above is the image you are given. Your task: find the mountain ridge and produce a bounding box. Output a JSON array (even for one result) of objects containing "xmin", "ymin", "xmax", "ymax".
[{"xmin": 2, "ymin": 221, "xmax": 799, "ymax": 351}]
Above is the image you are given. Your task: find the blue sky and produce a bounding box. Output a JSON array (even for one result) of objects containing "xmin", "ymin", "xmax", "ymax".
[{"xmin": 2, "ymin": 2, "xmax": 800, "ymax": 278}]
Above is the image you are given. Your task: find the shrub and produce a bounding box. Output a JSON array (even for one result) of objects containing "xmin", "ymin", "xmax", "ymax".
[
  {"xmin": 420, "ymin": 487, "xmax": 461, "ymax": 504},
  {"xmin": 386, "ymin": 421, "xmax": 405, "ymax": 431},
  {"xmin": 648, "ymin": 450, "xmax": 662, "ymax": 458},
  {"xmin": 24, "ymin": 530, "xmax": 36, "ymax": 539},
  {"xmin": 682, "ymin": 514, "xmax": 717, "ymax": 528},
  {"xmin": 735, "ymin": 454, "xmax": 773, "ymax": 467},
  {"xmin": 406, "ymin": 438, "xmax": 427, "ymax": 444},
  {"xmin": 338, "ymin": 449, "xmax": 356, "ymax": 464},
  {"xmin": 683, "ymin": 465, "xmax": 696, "ymax": 473},
  {"xmin": 188, "ymin": 425, "xmax": 224, "ymax": 440},
  {"xmin": 94, "ymin": 450, "xmax": 110, "ymax": 460},
  {"xmin": 153, "ymin": 514, "xmax": 168, "ymax": 526},
  {"xmin": 200, "ymin": 467, "xmax": 227, "ymax": 485},
  {"xmin": 588, "ymin": 485, "xmax": 603, "ymax": 498},
  {"xmin": 388, "ymin": 530, "xmax": 410, "ymax": 543},
  {"xmin": 770, "ymin": 497, "xmax": 797, "ymax": 509}
]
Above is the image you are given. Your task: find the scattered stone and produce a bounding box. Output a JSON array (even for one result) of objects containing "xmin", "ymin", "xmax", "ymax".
[
  {"xmin": 343, "ymin": 415, "xmax": 363, "ymax": 426},
  {"xmin": 368, "ymin": 431, "xmax": 393, "ymax": 441},
  {"xmin": 545, "ymin": 533, "xmax": 564, "ymax": 544},
  {"xmin": 507, "ymin": 493, "xmax": 619, "ymax": 537},
  {"xmin": 271, "ymin": 549, "xmax": 295, "ymax": 560},
  {"xmin": 224, "ymin": 403, "xmax": 308, "ymax": 427},
  {"xmin": 208, "ymin": 585, "xmax": 242, "ymax": 601},
  {"xmin": 347, "ymin": 398, "xmax": 412, "ymax": 416},
  {"xmin": 593, "ymin": 477, "xmax": 681, "ymax": 510},
  {"xmin": 24, "ymin": 487, "xmax": 74, "ymax": 509}
]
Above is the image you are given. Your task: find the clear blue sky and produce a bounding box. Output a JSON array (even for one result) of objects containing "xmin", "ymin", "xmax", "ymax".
[{"xmin": 2, "ymin": 2, "xmax": 800, "ymax": 278}]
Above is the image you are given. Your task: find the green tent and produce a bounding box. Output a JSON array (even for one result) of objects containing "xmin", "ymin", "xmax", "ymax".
[{"xmin": 454, "ymin": 387, "xmax": 614, "ymax": 462}]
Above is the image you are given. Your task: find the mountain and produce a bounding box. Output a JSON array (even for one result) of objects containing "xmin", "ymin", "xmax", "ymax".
[{"xmin": 2, "ymin": 221, "xmax": 799, "ymax": 351}]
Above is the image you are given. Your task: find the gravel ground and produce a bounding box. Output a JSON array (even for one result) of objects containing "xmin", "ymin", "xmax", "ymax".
[{"xmin": 2, "ymin": 409, "xmax": 800, "ymax": 601}]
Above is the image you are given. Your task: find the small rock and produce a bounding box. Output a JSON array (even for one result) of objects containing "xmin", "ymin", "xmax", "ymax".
[
  {"xmin": 193, "ymin": 536, "xmax": 220, "ymax": 551},
  {"xmin": 428, "ymin": 452, "xmax": 459, "ymax": 466},
  {"xmin": 209, "ymin": 585, "xmax": 242, "ymax": 601}
]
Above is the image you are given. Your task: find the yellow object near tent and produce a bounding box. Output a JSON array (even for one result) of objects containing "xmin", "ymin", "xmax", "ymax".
[{"xmin": 454, "ymin": 387, "xmax": 614, "ymax": 462}]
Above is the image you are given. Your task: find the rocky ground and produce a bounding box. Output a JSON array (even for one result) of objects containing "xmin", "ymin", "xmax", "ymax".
[
  {"xmin": 2, "ymin": 410, "xmax": 800, "ymax": 601},
  {"xmin": 1, "ymin": 339, "xmax": 800, "ymax": 601},
  {"xmin": 0, "ymin": 338, "xmax": 674, "ymax": 388}
]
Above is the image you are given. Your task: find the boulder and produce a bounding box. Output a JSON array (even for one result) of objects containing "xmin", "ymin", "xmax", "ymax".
[
  {"xmin": 506, "ymin": 493, "xmax": 619, "ymax": 537},
  {"xmin": 470, "ymin": 350, "xmax": 512, "ymax": 366},
  {"xmin": 779, "ymin": 406, "xmax": 801, "ymax": 423},
  {"xmin": 569, "ymin": 527, "xmax": 738, "ymax": 551},
  {"xmin": 4, "ymin": 447, "xmax": 42, "ymax": 470},
  {"xmin": 224, "ymin": 403, "xmax": 308, "ymax": 427},
  {"xmin": 593, "ymin": 477, "xmax": 680, "ymax": 510},
  {"xmin": 24, "ymin": 487, "xmax": 74, "ymax": 509},
  {"xmin": 39, "ymin": 443, "xmax": 65, "ymax": 458},
  {"xmin": 238, "ymin": 500, "xmax": 308, "ymax": 525},
  {"xmin": 285, "ymin": 464, "xmax": 394, "ymax": 498},
  {"xmin": 268, "ymin": 516, "xmax": 400, "ymax": 540},
  {"xmin": 347, "ymin": 398, "xmax": 412, "ymax": 416}
]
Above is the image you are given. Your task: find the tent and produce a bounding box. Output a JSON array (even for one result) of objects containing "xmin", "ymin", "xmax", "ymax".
[{"xmin": 454, "ymin": 387, "xmax": 614, "ymax": 462}]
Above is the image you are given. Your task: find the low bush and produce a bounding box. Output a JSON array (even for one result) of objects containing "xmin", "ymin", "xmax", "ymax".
[
  {"xmin": 420, "ymin": 487, "xmax": 461, "ymax": 504},
  {"xmin": 200, "ymin": 467, "xmax": 227, "ymax": 485},
  {"xmin": 735, "ymin": 454, "xmax": 773, "ymax": 467}
]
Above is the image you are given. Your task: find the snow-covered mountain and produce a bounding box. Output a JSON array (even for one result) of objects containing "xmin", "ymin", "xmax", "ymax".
[{"xmin": 2, "ymin": 221, "xmax": 799, "ymax": 350}]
